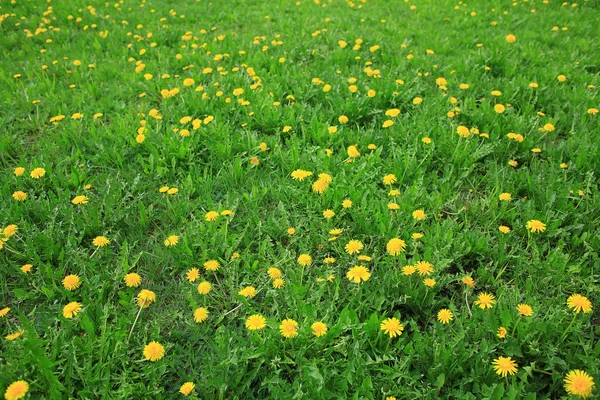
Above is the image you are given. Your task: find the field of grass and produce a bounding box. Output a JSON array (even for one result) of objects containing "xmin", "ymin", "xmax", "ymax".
[{"xmin": 1, "ymin": 0, "xmax": 599, "ymax": 398}]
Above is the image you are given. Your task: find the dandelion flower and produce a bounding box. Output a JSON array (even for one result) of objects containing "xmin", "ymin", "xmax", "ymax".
[
  {"xmin": 517, "ymin": 304, "xmax": 533, "ymax": 316},
  {"xmin": 380, "ymin": 317, "xmax": 404, "ymax": 338},
  {"xmin": 415, "ymin": 261, "xmax": 434, "ymax": 276},
  {"xmin": 346, "ymin": 266, "xmax": 370, "ymax": 283},
  {"xmin": 526, "ymin": 220, "xmax": 546, "ymax": 233},
  {"xmin": 273, "ymin": 278, "xmax": 285, "ymax": 288},
  {"xmin": 492, "ymin": 356, "xmax": 518, "ymax": 377},
  {"xmin": 383, "ymin": 174, "xmax": 397, "ymax": 185},
  {"xmin": 457, "ymin": 126, "xmax": 471, "ymax": 138},
  {"xmin": 197, "ymin": 281, "xmax": 211, "ymax": 294},
  {"xmin": 5, "ymin": 330, "xmax": 25, "ymax": 341},
  {"xmin": 14, "ymin": 167, "xmax": 25, "ymax": 176},
  {"xmin": 93, "ymin": 236, "xmax": 110, "ymax": 247},
  {"xmin": 12, "ymin": 191, "xmax": 27, "ymax": 201},
  {"xmin": 238, "ymin": 286, "xmax": 256, "ymax": 298},
  {"xmin": 564, "ymin": 370, "xmax": 595, "ymax": 398},
  {"xmin": 164, "ymin": 235, "xmax": 179, "ymax": 246},
  {"xmin": 193, "ymin": 307, "xmax": 208, "ymax": 323},
  {"xmin": 21, "ymin": 264, "xmax": 32, "ymax": 273},
  {"xmin": 402, "ymin": 265, "xmax": 416, "ymax": 275},
  {"xmin": 71, "ymin": 195, "xmax": 89, "ymax": 205},
  {"xmin": 499, "ymin": 193, "xmax": 511, "ymax": 201},
  {"xmin": 205, "ymin": 211, "xmax": 219, "ymax": 221},
  {"xmin": 204, "ymin": 260, "xmax": 220, "ymax": 271},
  {"xmin": 63, "ymin": 301, "xmax": 82, "ymax": 318},
  {"xmin": 137, "ymin": 289, "xmax": 156, "ymax": 307},
  {"xmin": 179, "ymin": 382, "xmax": 195, "ymax": 396},
  {"xmin": 186, "ymin": 268, "xmax": 200, "ymax": 282},
  {"xmin": 268, "ymin": 267, "xmax": 282, "ymax": 279},
  {"xmin": 567, "ymin": 294, "xmax": 592, "ymax": 314},
  {"xmin": 3, "ymin": 225, "xmax": 18, "ymax": 237},
  {"xmin": 505, "ymin": 34, "xmax": 517, "ymax": 43},
  {"xmin": 423, "ymin": 278, "xmax": 436, "ymax": 287},
  {"xmin": 143, "ymin": 341, "xmax": 165, "ymax": 362},
  {"xmin": 246, "ymin": 314, "xmax": 266, "ymax": 330},
  {"xmin": 30, "ymin": 167, "xmax": 46, "ymax": 179},
  {"xmin": 342, "ymin": 199, "xmax": 353, "ymax": 208},
  {"xmin": 62, "ymin": 274, "xmax": 81, "ymax": 291},
  {"xmin": 311, "ymin": 322, "xmax": 327, "ymax": 337},
  {"xmin": 298, "ymin": 254, "xmax": 312, "ymax": 266},
  {"xmin": 499, "ymin": 226, "xmax": 511, "ymax": 234},
  {"xmin": 312, "ymin": 179, "xmax": 329, "ymax": 194},
  {"xmin": 437, "ymin": 309, "xmax": 454, "ymax": 324},
  {"xmin": 462, "ymin": 276, "xmax": 475, "ymax": 288},
  {"xmin": 386, "ymin": 238, "xmax": 406, "ymax": 256},
  {"xmin": 345, "ymin": 240, "xmax": 363, "ymax": 255},
  {"xmin": 0, "ymin": 307, "xmax": 9, "ymax": 317},
  {"xmin": 124, "ymin": 273, "xmax": 142, "ymax": 287},
  {"xmin": 412, "ymin": 209, "xmax": 426, "ymax": 220},
  {"xmin": 347, "ymin": 145, "xmax": 360, "ymax": 158},
  {"xmin": 287, "ymin": 227, "xmax": 295, "ymax": 235},
  {"xmin": 4, "ymin": 380, "xmax": 29, "ymax": 400},
  {"xmin": 475, "ymin": 293, "xmax": 496, "ymax": 309},
  {"xmin": 279, "ymin": 319, "xmax": 298, "ymax": 338},
  {"xmin": 497, "ymin": 327, "xmax": 507, "ymax": 339},
  {"xmin": 323, "ymin": 209, "xmax": 335, "ymax": 219}
]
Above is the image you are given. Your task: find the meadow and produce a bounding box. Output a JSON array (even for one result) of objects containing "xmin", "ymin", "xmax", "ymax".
[{"xmin": 1, "ymin": 0, "xmax": 599, "ymax": 398}]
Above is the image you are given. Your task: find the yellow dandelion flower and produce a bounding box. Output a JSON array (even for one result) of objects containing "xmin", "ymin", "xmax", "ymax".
[
  {"xmin": 5, "ymin": 329, "xmax": 25, "ymax": 341},
  {"xmin": 380, "ymin": 317, "xmax": 404, "ymax": 338},
  {"xmin": 475, "ymin": 293, "xmax": 496, "ymax": 309},
  {"xmin": 492, "ymin": 356, "xmax": 518, "ymax": 377},
  {"xmin": 197, "ymin": 281, "xmax": 212, "ymax": 294},
  {"xmin": 12, "ymin": 191, "xmax": 27, "ymax": 201},
  {"xmin": 437, "ymin": 309, "xmax": 454, "ymax": 324},
  {"xmin": 268, "ymin": 267, "xmax": 282, "ymax": 279},
  {"xmin": 564, "ymin": 370, "xmax": 595, "ymax": 398},
  {"xmin": 497, "ymin": 326, "xmax": 507, "ymax": 339},
  {"xmin": 298, "ymin": 254, "xmax": 312, "ymax": 266},
  {"xmin": 62, "ymin": 274, "xmax": 81, "ymax": 291},
  {"xmin": 412, "ymin": 209, "xmax": 426, "ymax": 220},
  {"xmin": 164, "ymin": 235, "xmax": 179, "ymax": 246},
  {"xmin": 279, "ymin": 318, "xmax": 298, "ymax": 338},
  {"xmin": 179, "ymin": 382, "xmax": 195, "ymax": 396},
  {"xmin": 311, "ymin": 321, "xmax": 327, "ymax": 337},
  {"xmin": 517, "ymin": 304, "xmax": 533, "ymax": 316},
  {"xmin": 386, "ymin": 238, "xmax": 406, "ymax": 256},
  {"xmin": 186, "ymin": 268, "xmax": 200, "ymax": 282},
  {"xmin": 143, "ymin": 341, "xmax": 165, "ymax": 362},
  {"xmin": 567, "ymin": 294, "xmax": 592, "ymax": 314},
  {"xmin": 30, "ymin": 167, "xmax": 46, "ymax": 179},
  {"xmin": 246, "ymin": 314, "xmax": 266, "ymax": 330},
  {"xmin": 203, "ymin": 259, "xmax": 220, "ymax": 271},
  {"xmin": 71, "ymin": 195, "xmax": 89, "ymax": 205},
  {"xmin": 383, "ymin": 174, "xmax": 397, "ymax": 185},
  {"xmin": 526, "ymin": 220, "xmax": 546, "ymax": 233},
  {"xmin": 63, "ymin": 301, "xmax": 82, "ymax": 318},
  {"xmin": 346, "ymin": 266, "xmax": 370, "ymax": 283},
  {"xmin": 4, "ymin": 380, "xmax": 29, "ymax": 400},
  {"xmin": 238, "ymin": 286, "xmax": 256, "ymax": 298},
  {"xmin": 193, "ymin": 307, "xmax": 208, "ymax": 323},
  {"xmin": 205, "ymin": 211, "xmax": 219, "ymax": 221},
  {"xmin": 345, "ymin": 240, "xmax": 363, "ymax": 255},
  {"xmin": 93, "ymin": 236, "xmax": 110, "ymax": 247},
  {"xmin": 462, "ymin": 276, "xmax": 475, "ymax": 288},
  {"xmin": 124, "ymin": 273, "xmax": 142, "ymax": 287}
]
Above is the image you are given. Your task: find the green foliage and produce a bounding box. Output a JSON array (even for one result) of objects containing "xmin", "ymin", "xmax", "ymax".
[{"xmin": 0, "ymin": 0, "xmax": 599, "ymax": 398}]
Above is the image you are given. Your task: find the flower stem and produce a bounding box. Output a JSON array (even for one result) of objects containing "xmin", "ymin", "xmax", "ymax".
[
  {"xmin": 561, "ymin": 313, "xmax": 577, "ymax": 340},
  {"xmin": 128, "ymin": 300, "xmax": 146, "ymax": 341}
]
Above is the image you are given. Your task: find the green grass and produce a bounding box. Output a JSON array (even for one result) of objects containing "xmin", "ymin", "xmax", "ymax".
[{"xmin": 1, "ymin": 0, "xmax": 599, "ymax": 398}]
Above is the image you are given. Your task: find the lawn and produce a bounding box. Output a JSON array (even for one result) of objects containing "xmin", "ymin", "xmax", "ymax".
[{"xmin": 1, "ymin": 0, "xmax": 599, "ymax": 398}]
